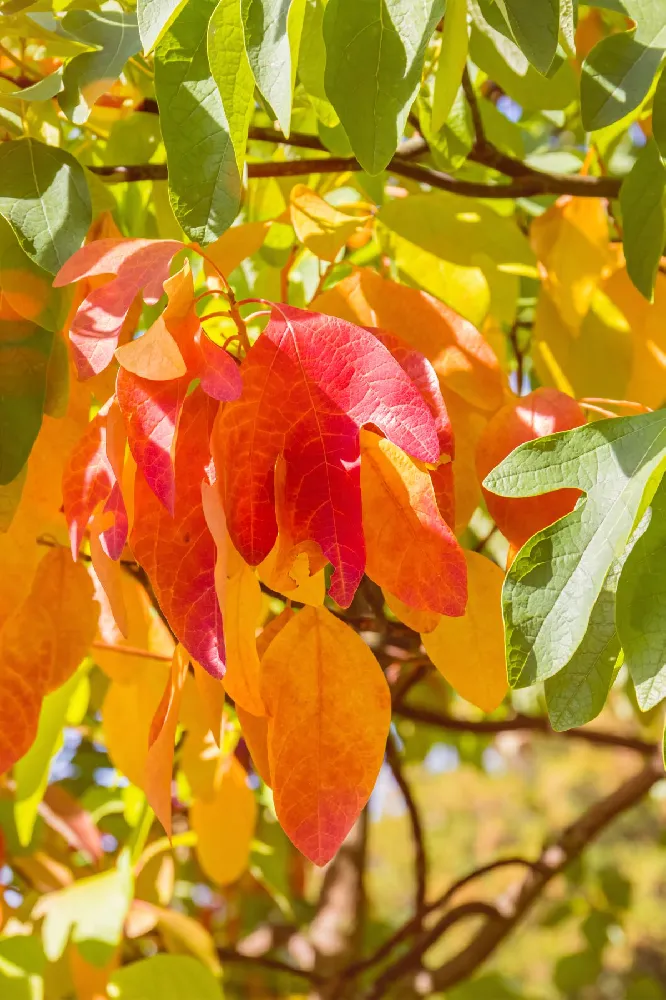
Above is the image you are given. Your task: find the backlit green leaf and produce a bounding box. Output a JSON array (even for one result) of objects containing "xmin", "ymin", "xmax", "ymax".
[
  {"xmin": 620, "ymin": 139, "xmax": 666, "ymax": 301},
  {"xmin": 109, "ymin": 955, "xmax": 221, "ymax": 1000},
  {"xmin": 496, "ymin": 0, "xmax": 559, "ymax": 74},
  {"xmin": 241, "ymin": 0, "xmax": 300, "ymax": 136},
  {"xmin": 138, "ymin": 0, "xmax": 190, "ymax": 53},
  {"xmin": 208, "ymin": 0, "xmax": 255, "ymax": 175}
]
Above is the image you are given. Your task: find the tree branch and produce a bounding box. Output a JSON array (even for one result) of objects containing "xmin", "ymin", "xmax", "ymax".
[
  {"xmin": 386, "ymin": 734, "xmax": 428, "ymax": 921},
  {"xmin": 87, "ymin": 153, "xmax": 622, "ymax": 199},
  {"xmin": 368, "ymin": 753, "xmax": 663, "ymax": 997},
  {"xmin": 394, "ymin": 704, "xmax": 656, "ymax": 756}
]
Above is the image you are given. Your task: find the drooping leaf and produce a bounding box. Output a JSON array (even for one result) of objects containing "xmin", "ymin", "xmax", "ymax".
[
  {"xmin": 432, "ymin": 0, "xmax": 469, "ymax": 132},
  {"xmin": 0, "ymin": 138, "xmax": 91, "ymax": 274},
  {"xmin": 261, "ymin": 606, "xmax": 390, "ymax": 864},
  {"xmin": 0, "ymin": 317, "xmax": 54, "ymax": 485},
  {"xmin": 213, "ymin": 304, "xmax": 441, "ymax": 607},
  {"xmin": 495, "ymin": 0, "xmax": 559, "ymax": 74},
  {"xmin": 190, "ymin": 757, "xmax": 257, "ymax": 884},
  {"xmin": 484, "ymin": 410, "xmax": 666, "ymax": 688},
  {"xmin": 222, "ymin": 557, "xmax": 265, "ymax": 717},
  {"xmin": 103, "ymin": 665, "xmax": 170, "ymax": 788},
  {"xmin": 59, "ymin": 10, "xmax": 142, "ymax": 125},
  {"xmin": 115, "ymin": 321, "xmax": 187, "ymax": 381},
  {"xmin": 145, "ymin": 645, "xmax": 190, "ymax": 836},
  {"xmin": 620, "ymin": 139, "xmax": 666, "ymax": 301},
  {"xmin": 422, "ymin": 550, "xmax": 507, "ymax": 712},
  {"xmin": 131, "ymin": 388, "xmax": 225, "ymax": 678},
  {"xmin": 299, "ymin": 0, "xmax": 338, "ymax": 126},
  {"xmin": 155, "ymin": 0, "xmax": 241, "ymax": 243},
  {"xmin": 360, "ymin": 431, "xmax": 466, "ymax": 615},
  {"xmin": 241, "ymin": 0, "xmax": 302, "ymax": 136},
  {"xmin": 581, "ymin": 0, "xmax": 666, "ymax": 130},
  {"xmin": 208, "ymin": 0, "xmax": 255, "ymax": 175},
  {"xmin": 53, "ymin": 238, "xmax": 184, "ymax": 379},
  {"xmin": 323, "ymin": 0, "xmax": 445, "ymax": 173}
]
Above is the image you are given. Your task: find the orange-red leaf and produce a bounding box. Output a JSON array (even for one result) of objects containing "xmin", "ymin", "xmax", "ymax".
[
  {"xmin": 62, "ymin": 397, "xmax": 127, "ymax": 560},
  {"xmin": 360, "ymin": 431, "xmax": 466, "ymax": 615},
  {"xmin": 261, "ymin": 606, "xmax": 390, "ymax": 865},
  {"xmin": 213, "ymin": 304, "xmax": 441, "ymax": 607},
  {"xmin": 131, "ymin": 387, "xmax": 225, "ymax": 678},
  {"xmin": 54, "ymin": 239, "xmax": 185, "ymax": 379}
]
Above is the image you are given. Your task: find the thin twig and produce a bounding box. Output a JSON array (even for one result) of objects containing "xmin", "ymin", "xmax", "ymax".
[
  {"xmin": 216, "ymin": 947, "xmax": 323, "ymax": 984},
  {"xmin": 92, "ymin": 641, "xmax": 173, "ymax": 663},
  {"xmin": 386, "ymin": 734, "xmax": 428, "ymax": 923},
  {"xmin": 394, "ymin": 704, "xmax": 656, "ymax": 755}
]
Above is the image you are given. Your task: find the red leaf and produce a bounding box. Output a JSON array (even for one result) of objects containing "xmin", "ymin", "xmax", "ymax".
[
  {"xmin": 213, "ymin": 305, "xmax": 440, "ymax": 607},
  {"xmin": 62, "ymin": 397, "xmax": 127, "ymax": 560},
  {"xmin": 116, "ymin": 368, "xmax": 187, "ymax": 516},
  {"xmin": 130, "ymin": 387, "xmax": 225, "ymax": 678},
  {"xmin": 54, "ymin": 239, "xmax": 184, "ymax": 379},
  {"xmin": 195, "ymin": 330, "xmax": 243, "ymax": 401}
]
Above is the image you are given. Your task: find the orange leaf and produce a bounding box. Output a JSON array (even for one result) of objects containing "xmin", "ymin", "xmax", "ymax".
[
  {"xmin": 115, "ymin": 316, "xmax": 187, "ymax": 380},
  {"xmin": 0, "ymin": 597, "xmax": 54, "ymax": 774},
  {"xmin": 422, "ymin": 551, "xmax": 508, "ymax": 713},
  {"xmin": 29, "ymin": 547, "xmax": 98, "ymax": 693},
  {"xmin": 261, "ymin": 606, "xmax": 390, "ymax": 865},
  {"xmin": 202, "ymin": 221, "xmax": 271, "ymax": 279},
  {"xmin": 313, "ymin": 268, "xmax": 505, "ymax": 411},
  {"xmin": 223, "ymin": 560, "xmax": 265, "ymax": 717},
  {"xmin": 146, "ymin": 645, "xmax": 190, "ymax": 837},
  {"xmin": 360, "ymin": 431, "xmax": 466, "ymax": 615},
  {"xmin": 383, "ymin": 591, "xmax": 439, "ymax": 634},
  {"xmin": 190, "ymin": 757, "xmax": 257, "ymax": 885}
]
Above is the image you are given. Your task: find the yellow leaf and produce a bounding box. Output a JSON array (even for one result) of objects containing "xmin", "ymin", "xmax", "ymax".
[
  {"xmin": 261, "ymin": 606, "xmax": 390, "ymax": 865},
  {"xmin": 290, "ymin": 185, "xmax": 370, "ymax": 261},
  {"xmin": 223, "ymin": 560, "xmax": 265, "ymax": 717},
  {"xmin": 102, "ymin": 662, "xmax": 169, "ymax": 788},
  {"xmin": 145, "ymin": 645, "xmax": 190, "ymax": 837},
  {"xmin": 190, "ymin": 757, "xmax": 257, "ymax": 885},
  {"xmin": 181, "ymin": 721, "xmax": 226, "ymax": 801},
  {"xmin": 531, "ymin": 195, "xmax": 612, "ymax": 333},
  {"xmin": 95, "ymin": 575, "xmax": 174, "ymax": 685},
  {"xmin": 89, "ymin": 511, "xmax": 128, "ymax": 639},
  {"xmin": 203, "ymin": 221, "xmax": 271, "ymax": 280},
  {"xmin": 422, "ymin": 551, "xmax": 507, "ymax": 713}
]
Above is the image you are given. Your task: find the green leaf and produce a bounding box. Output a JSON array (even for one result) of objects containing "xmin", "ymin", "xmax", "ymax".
[
  {"xmin": 651, "ymin": 67, "xmax": 666, "ymax": 161},
  {"xmin": 469, "ymin": 0, "xmax": 577, "ymax": 110},
  {"xmin": 108, "ymin": 955, "xmax": 222, "ymax": 1000},
  {"xmin": 431, "ymin": 0, "xmax": 469, "ymax": 132},
  {"xmin": 0, "ymin": 466, "xmax": 26, "ymax": 533},
  {"xmin": 0, "ymin": 214, "xmax": 69, "ymax": 334},
  {"xmin": 0, "ymin": 138, "xmax": 91, "ymax": 274},
  {"xmin": 0, "ymin": 320, "xmax": 56, "ymax": 485},
  {"xmin": 59, "ymin": 10, "xmax": 142, "ymax": 125},
  {"xmin": 241, "ymin": 0, "xmax": 300, "ymax": 136},
  {"xmin": 137, "ymin": 0, "xmax": 190, "ymax": 53},
  {"xmin": 8, "ymin": 67, "xmax": 63, "ymax": 101},
  {"xmin": 617, "ymin": 475, "xmax": 666, "ymax": 709},
  {"xmin": 208, "ymin": 0, "xmax": 255, "ymax": 175},
  {"xmin": 14, "ymin": 669, "xmax": 87, "ymax": 847},
  {"xmin": 0, "ymin": 936, "xmax": 45, "ymax": 1000},
  {"xmin": 37, "ymin": 851, "xmax": 134, "ymax": 967},
  {"xmin": 581, "ymin": 0, "xmax": 666, "ymax": 130},
  {"xmin": 155, "ymin": 0, "xmax": 241, "ymax": 244},
  {"xmin": 544, "ymin": 557, "xmax": 623, "ymax": 731},
  {"xmin": 298, "ymin": 0, "xmax": 339, "ymax": 127},
  {"xmin": 323, "ymin": 0, "xmax": 445, "ymax": 174},
  {"xmin": 495, "ymin": 0, "xmax": 559, "ymax": 74},
  {"xmin": 484, "ymin": 410, "xmax": 666, "ymax": 688},
  {"xmin": 559, "ymin": 0, "xmax": 577, "ymax": 57},
  {"xmin": 620, "ymin": 139, "xmax": 666, "ymax": 301}
]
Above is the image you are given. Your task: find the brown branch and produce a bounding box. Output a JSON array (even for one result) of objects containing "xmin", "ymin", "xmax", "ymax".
[
  {"xmin": 216, "ymin": 947, "xmax": 323, "ymax": 984},
  {"xmin": 87, "ymin": 154, "xmax": 623, "ymax": 199},
  {"xmin": 419, "ymin": 752, "xmax": 664, "ymax": 995},
  {"xmin": 386, "ymin": 734, "xmax": 428, "ymax": 921},
  {"xmin": 461, "ymin": 66, "xmax": 486, "ymax": 148},
  {"xmin": 394, "ymin": 704, "xmax": 656, "ymax": 755}
]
